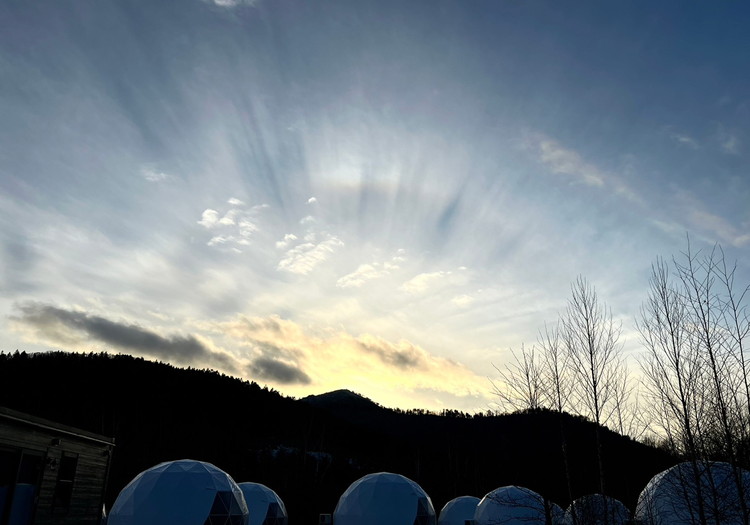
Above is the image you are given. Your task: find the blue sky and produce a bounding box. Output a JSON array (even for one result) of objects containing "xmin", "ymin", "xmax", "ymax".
[{"xmin": 1, "ymin": 0, "xmax": 748, "ymax": 411}]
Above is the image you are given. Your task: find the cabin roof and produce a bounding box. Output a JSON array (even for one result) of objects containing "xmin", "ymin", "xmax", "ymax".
[{"xmin": 0, "ymin": 405, "xmax": 115, "ymax": 446}]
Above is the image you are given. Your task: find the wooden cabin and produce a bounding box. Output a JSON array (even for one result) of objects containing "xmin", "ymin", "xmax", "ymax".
[{"xmin": 0, "ymin": 406, "xmax": 114, "ymax": 525}]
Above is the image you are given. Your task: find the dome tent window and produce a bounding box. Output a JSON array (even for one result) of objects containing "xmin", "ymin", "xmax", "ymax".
[{"xmin": 205, "ymin": 490, "xmax": 247, "ymax": 525}]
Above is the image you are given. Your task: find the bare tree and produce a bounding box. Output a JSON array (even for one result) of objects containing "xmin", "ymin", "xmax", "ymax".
[
  {"xmin": 716, "ymin": 246, "xmax": 750, "ymax": 467},
  {"xmin": 638, "ymin": 257, "xmax": 711, "ymax": 525},
  {"xmin": 537, "ymin": 321, "xmax": 577, "ymax": 521},
  {"xmin": 674, "ymin": 241, "xmax": 749, "ymax": 525},
  {"xmin": 561, "ymin": 276, "xmax": 624, "ymax": 498},
  {"xmin": 638, "ymin": 240, "xmax": 750, "ymax": 525},
  {"xmin": 638, "ymin": 258, "xmax": 707, "ymax": 458},
  {"xmin": 491, "ymin": 344, "xmax": 545, "ymax": 413},
  {"xmin": 538, "ymin": 322, "xmax": 572, "ymax": 414}
]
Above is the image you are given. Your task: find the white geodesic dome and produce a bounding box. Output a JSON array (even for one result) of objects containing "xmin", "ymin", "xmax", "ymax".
[
  {"xmin": 237, "ymin": 482, "xmax": 288, "ymax": 525},
  {"xmin": 333, "ymin": 472, "xmax": 437, "ymax": 525},
  {"xmin": 565, "ymin": 494, "xmax": 629, "ymax": 525},
  {"xmin": 474, "ymin": 486, "xmax": 547, "ymax": 525},
  {"xmin": 108, "ymin": 459, "xmax": 249, "ymax": 525},
  {"xmin": 635, "ymin": 461, "xmax": 750, "ymax": 525},
  {"xmin": 438, "ymin": 496, "xmax": 480, "ymax": 525}
]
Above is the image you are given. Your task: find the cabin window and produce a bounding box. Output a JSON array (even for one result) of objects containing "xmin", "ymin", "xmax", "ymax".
[{"xmin": 53, "ymin": 454, "xmax": 78, "ymax": 511}]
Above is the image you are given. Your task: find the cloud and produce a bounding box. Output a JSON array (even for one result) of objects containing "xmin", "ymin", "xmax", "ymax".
[
  {"xmin": 140, "ymin": 167, "xmax": 173, "ymax": 183},
  {"xmin": 206, "ymin": 0, "xmax": 258, "ymax": 7},
  {"xmin": 198, "ymin": 209, "xmax": 221, "ymax": 228},
  {"xmin": 720, "ymin": 132, "xmax": 741, "ymax": 155},
  {"xmin": 523, "ymin": 132, "xmax": 647, "ymax": 205},
  {"xmin": 533, "ymin": 137, "xmax": 605, "ymax": 187},
  {"xmin": 357, "ymin": 337, "xmax": 424, "ymax": 369},
  {"xmin": 10, "ymin": 302, "xmax": 237, "ymax": 372},
  {"xmin": 336, "ymin": 257, "xmax": 401, "ymax": 289},
  {"xmin": 197, "ymin": 199, "xmax": 264, "ymax": 251},
  {"xmin": 671, "ymin": 191, "xmax": 750, "ymax": 248},
  {"xmin": 277, "ymin": 235, "xmax": 344, "ymax": 274},
  {"xmin": 307, "ymin": 197, "xmax": 318, "ymax": 204},
  {"xmin": 337, "ymin": 263, "xmax": 390, "ymax": 288},
  {"xmin": 248, "ymin": 357, "xmax": 311, "ymax": 385},
  {"xmin": 275, "ymin": 233, "xmax": 298, "ymax": 250},
  {"xmin": 687, "ymin": 209, "xmax": 749, "ymax": 247},
  {"xmin": 667, "ymin": 130, "xmax": 699, "ymax": 149},
  {"xmin": 400, "ymin": 271, "xmax": 452, "ymax": 294},
  {"xmin": 451, "ymin": 294, "xmax": 475, "ymax": 308}
]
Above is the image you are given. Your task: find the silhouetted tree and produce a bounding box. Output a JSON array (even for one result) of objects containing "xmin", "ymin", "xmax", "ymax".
[
  {"xmin": 561, "ymin": 276, "xmax": 626, "ymax": 500},
  {"xmin": 639, "ymin": 240, "xmax": 750, "ymax": 525},
  {"xmin": 492, "ymin": 344, "xmax": 544, "ymax": 412}
]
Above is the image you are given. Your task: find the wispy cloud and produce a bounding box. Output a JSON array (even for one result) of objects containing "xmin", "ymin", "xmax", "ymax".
[
  {"xmin": 337, "ymin": 263, "xmax": 393, "ymax": 288},
  {"xmin": 277, "ymin": 235, "xmax": 344, "ymax": 274},
  {"xmin": 140, "ymin": 167, "xmax": 174, "ymax": 183},
  {"xmin": 717, "ymin": 126, "xmax": 741, "ymax": 155},
  {"xmin": 524, "ymin": 132, "xmax": 645, "ymax": 205},
  {"xmin": 275, "ymin": 212, "xmax": 345, "ymax": 275},
  {"xmin": 401, "ymin": 271, "xmax": 452, "ymax": 294},
  {"xmin": 528, "ymin": 135, "xmax": 605, "ymax": 187},
  {"xmin": 451, "ymin": 294, "xmax": 475, "ymax": 308},
  {"xmin": 671, "ymin": 190, "xmax": 750, "ymax": 248},
  {"xmin": 666, "ymin": 128, "xmax": 699, "ymax": 149},
  {"xmin": 205, "ymin": 0, "xmax": 258, "ymax": 7},
  {"xmin": 336, "ymin": 252, "xmax": 404, "ymax": 289}
]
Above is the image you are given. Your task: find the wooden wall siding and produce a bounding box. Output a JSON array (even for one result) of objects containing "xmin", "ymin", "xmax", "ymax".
[{"xmin": 0, "ymin": 408, "xmax": 113, "ymax": 525}]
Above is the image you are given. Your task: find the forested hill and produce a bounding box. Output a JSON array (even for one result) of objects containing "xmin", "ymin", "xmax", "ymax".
[{"xmin": 0, "ymin": 351, "xmax": 674, "ymax": 523}]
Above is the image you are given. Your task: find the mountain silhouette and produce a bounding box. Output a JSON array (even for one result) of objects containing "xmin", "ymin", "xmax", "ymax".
[{"xmin": 0, "ymin": 351, "xmax": 675, "ymax": 523}]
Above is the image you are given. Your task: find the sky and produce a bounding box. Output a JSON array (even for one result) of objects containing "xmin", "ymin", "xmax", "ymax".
[{"xmin": 1, "ymin": 1, "xmax": 748, "ymax": 412}]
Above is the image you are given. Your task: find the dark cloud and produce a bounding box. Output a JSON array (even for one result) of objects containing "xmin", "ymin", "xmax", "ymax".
[
  {"xmin": 12, "ymin": 302, "xmax": 236, "ymax": 372},
  {"xmin": 357, "ymin": 340, "xmax": 423, "ymax": 370},
  {"xmin": 248, "ymin": 357, "xmax": 311, "ymax": 385},
  {"xmin": 254, "ymin": 340, "xmax": 303, "ymax": 361}
]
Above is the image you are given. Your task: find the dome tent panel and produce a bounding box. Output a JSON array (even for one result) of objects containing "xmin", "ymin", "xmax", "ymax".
[
  {"xmin": 238, "ymin": 482, "xmax": 288, "ymax": 525},
  {"xmin": 333, "ymin": 472, "xmax": 437, "ymax": 525},
  {"xmin": 636, "ymin": 461, "xmax": 750, "ymax": 525},
  {"xmin": 438, "ymin": 496, "xmax": 480, "ymax": 525},
  {"xmin": 108, "ymin": 459, "xmax": 249, "ymax": 525},
  {"xmin": 565, "ymin": 494, "xmax": 629, "ymax": 525},
  {"xmin": 474, "ymin": 486, "xmax": 547, "ymax": 525}
]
